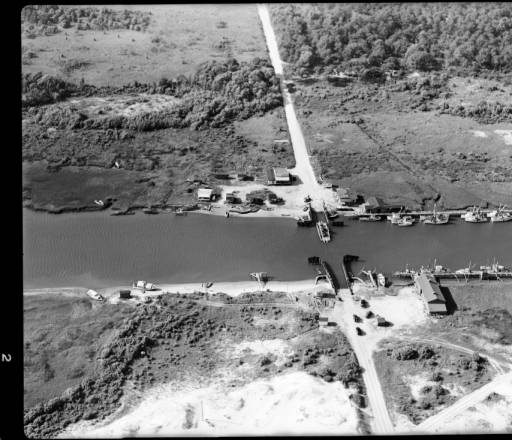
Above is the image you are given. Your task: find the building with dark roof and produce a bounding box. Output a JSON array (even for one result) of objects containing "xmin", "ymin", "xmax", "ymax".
[{"xmin": 414, "ymin": 272, "xmax": 447, "ymax": 314}]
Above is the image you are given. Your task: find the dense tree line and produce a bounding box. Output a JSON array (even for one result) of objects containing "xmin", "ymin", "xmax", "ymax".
[
  {"xmin": 22, "ymin": 5, "xmax": 151, "ymax": 37},
  {"xmin": 22, "ymin": 58, "xmax": 282, "ymax": 130},
  {"xmin": 270, "ymin": 3, "xmax": 512, "ymax": 76}
]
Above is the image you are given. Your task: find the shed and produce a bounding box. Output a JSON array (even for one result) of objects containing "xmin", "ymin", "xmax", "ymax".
[
  {"xmin": 197, "ymin": 188, "xmax": 213, "ymax": 202},
  {"xmin": 414, "ymin": 273, "xmax": 447, "ymax": 314},
  {"xmin": 119, "ymin": 289, "xmax": 131, "ymax": 299},
  {"xmin": 273, "ymin": 167, "xmax": 291, "ymax": 184}
]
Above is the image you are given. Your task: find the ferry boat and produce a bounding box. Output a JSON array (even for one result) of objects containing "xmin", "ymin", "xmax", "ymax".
[
  {"xmin": 423, "ymin": 205, "xmax": 449, "ymax": 225},
  {"xmin": 316, "ymin": 221, "xmax": 331, "ymax": 243},
  {"xmin": 489, "ymin": 205, "xmax": 512, "ymax": 222},
  {"xmin": 359, "ymin": 214, "xmax": 382, "ymax": 222},
  {"xmin": 461, "ymin": 206, "xmax": 487, "ymax": 223},
  {"xmin": 396, "ymin": 216, "xmax": 415, "ymax": 226}
]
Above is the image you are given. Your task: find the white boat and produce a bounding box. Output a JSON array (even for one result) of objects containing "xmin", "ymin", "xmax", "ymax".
[
  {"xmin": 396, "ymin": 216, "xmax": 415, "ymax": 226},
  {"xmin": 387, "ymin": 210, "xmax": 403, "ymax": 224},
  {"xmin": 133, "ymin": 280, "xmax": 157, "ymax": 291},
  {"xmin": 489, "ymin": 205, "xmax": 512, "ymax": 222},
  {"xmin": 359, "ymin": 214, "xmax": 382, "ymax": 222},
  {"xmin": 377, "ymin": 273, "xmax": 386, "ymax": 287},
  {"xmin": 94, "ymin": 199, "xmax": 104, "ymax": 206},
  {"xmin": 462, "ymin": 206, "xmax": 487, "ymax": 223},
  {"xmin": 86, "ymin": 289, "xmax": 104, "ymax": 301}
]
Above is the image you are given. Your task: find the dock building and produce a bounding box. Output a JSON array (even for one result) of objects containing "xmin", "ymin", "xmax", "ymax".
[
  {"xmin": 197, "ymin": 188, "xmax": 214, "ymax": 202},
  {"xmin": 414, "ymin": 273, "xmax": 447, "ymax": 314},
  {"xmin": 267, "ymin": 167, "xmax": 291, "ymax": 185}
]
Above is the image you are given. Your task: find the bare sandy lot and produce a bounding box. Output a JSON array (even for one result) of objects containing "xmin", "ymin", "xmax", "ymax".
[{"xmin": 22, "ymin": 4, "xmax": 267, "ymax": 86}]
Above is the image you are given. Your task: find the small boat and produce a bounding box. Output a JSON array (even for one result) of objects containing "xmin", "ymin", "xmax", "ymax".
[
  {"xmin": 316, "ymin": 221, "xmax": 331, "ymax": 243},
  {"xmin": 297, "ymin": 204, "xmax": 313, "ymax": 226},
  {"xmin": 359, "ymin": 214, "xmax": 382, "ymax": 222},
  {"xmin": 308, "ymin": 256, "xmax": 321, "ymax": 265},
  {"xmin": 387, "ymin": 210, "xmax": 403, "ymax": 224},
  {"xmin": 250, "ymin": 272, "xmax": 268, "ymax": 283},
  {"xmin": 423, "ymin": 205, "xmax": 449, "ymax": 225},
  {"xmin": 489, "ymin": 205, "xmax": 512, "ymax": 222},
  {"xmin": 132, "ymin": 280, "xmax": 157, "ymax": 291},
  {"xmin": 175, "ymin": 208, "xmax": 186, "ymax": 216},
  {"xmin": 86, "ymin": 289, "xmax": 104, "ymax": 301},
  {"xmin": 396, "ymin": 216, "xmax": 415, "ymax": 226},
  {"xmin": 461, "ymin": 206, "xmax": 487, "ymax": 223},
  {"xmin": 377, "ymin": 273, "xmax": 386, "ymax": 287},
  {"xmin": 94, "ymin": 199, "xmax": 104, "ymax": 206}
]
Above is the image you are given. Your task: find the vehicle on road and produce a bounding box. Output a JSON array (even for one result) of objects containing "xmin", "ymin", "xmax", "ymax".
[{"xmin": 356, "ymin": 326, "xmax": 365, "ymax": 336}]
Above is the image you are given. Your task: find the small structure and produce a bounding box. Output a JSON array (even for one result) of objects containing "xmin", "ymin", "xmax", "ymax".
[
  {"xmin": 225, "ymin": 192, "xmax": 240, "ymax": 204},
  {"xmin": 319, "ymin": 316, "xmax": 329, "ymax": 327},
  {"xmin": 119, "ymin": 289, "xmax": 131, "ymax": 299},
  {"xmin": 197, "ymin": 188, "xmax": 214, "ymax": 202},
  {"xmin": 337, "ymin": 187, "xmax": 359, "ymax": 205},
  {"xmin": 246, "ymin": 193, "xmax": 265, "ymax": 205},
  {"xmin": 267, "ymin": 167, "xmax": 291, "ymax": 185},
  {"xmin": 414, "ymin": 272, "xmax": 447, "ymax": 314}
]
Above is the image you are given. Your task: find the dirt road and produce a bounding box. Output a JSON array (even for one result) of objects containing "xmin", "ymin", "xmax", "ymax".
[
  {"xmin": 327, "ymin": 294, "xmax": 395, "ymax": 434},
  {"xmin": 257, "ymin": 4, "xmax": 338, "ymax": 211},
  {"xmin": 415, "ymin": 371, "xmax": 512, "ymax": 433}
]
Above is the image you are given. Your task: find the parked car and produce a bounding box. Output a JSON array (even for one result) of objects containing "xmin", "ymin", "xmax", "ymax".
[
  {"xmin": 356, "ymin": 326, "xmax": 365, "ymax": 336},
  {"xmin": 365, "ymin": 310, "xmax": 374, "ymax": 319},
  {"xmin": 360, "ymin": 299, "xmax": 369, "ymax": 308},
  {"xmin": 353, "ymin": 314, "xmax": 361, "ymax": 323}
]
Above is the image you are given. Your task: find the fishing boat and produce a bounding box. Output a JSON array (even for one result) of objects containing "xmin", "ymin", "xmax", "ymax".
[
  {"xmin": 423, "ymin": 205, "xmax": 449, "ymax": 225},
  {"xmin": 387, "ymin": 209, "xmax": 403, "ymax": 224},
  {"xmin": 489, "ymin": 205, "xmax": 512, "ymax": 222},
  {"xmin": 316, "ymin": 221, "xmax": 331, "ymax": 243},
  {"xmin": 396, "ymin": 216, "xmax": 415, "ymax": 226},
  {"xmin": 86, "ymin": 289, "xmax": 104, "ymax": 301},
  {"xmin": 359, "ymin": 214, "xmax": 382, "ymax": 222},
  {"xmin": 377, "ymin": 273, "xmax": 386, "ymax": 287},
  {"xmin": 461, "ymin": 206, "xmax": 487, "ymax": 223}
]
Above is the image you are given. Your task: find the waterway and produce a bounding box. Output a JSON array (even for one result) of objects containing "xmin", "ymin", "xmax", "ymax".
[{"xmin": 23, "ymin": 209, "xmax": 512, "ymax": 290}]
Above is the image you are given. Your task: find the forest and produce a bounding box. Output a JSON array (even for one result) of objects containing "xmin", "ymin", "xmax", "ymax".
[
  {"xmin": 270, "ymin": 3, "xmax": 512, "ymax": 76},
  {"xmin": 22, "ymin": 58, "xmax": 282, "ymax": 131}
]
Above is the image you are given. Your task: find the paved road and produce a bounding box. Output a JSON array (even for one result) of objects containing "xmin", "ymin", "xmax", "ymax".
[
  {"xmin": 328, "ymin": 296, "xmax": 395, "ymax": 434},
  {"xmin": 257, "ymin": 4, "xmax": 337, "ymax": 211},
  {"xmin": 415, "ymin": 371, "xmax": 512, "ymax": 433}
]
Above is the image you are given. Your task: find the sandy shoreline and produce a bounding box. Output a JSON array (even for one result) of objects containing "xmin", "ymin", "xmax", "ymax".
[{"xmin": 23, "ymin": 278, "xmax": 335, "ymax": 300}]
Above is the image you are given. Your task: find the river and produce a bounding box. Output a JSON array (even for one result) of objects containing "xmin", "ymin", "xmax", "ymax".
[{"xmin": 22, "ymin": 209, "xmax": 512, "ymax": 290}]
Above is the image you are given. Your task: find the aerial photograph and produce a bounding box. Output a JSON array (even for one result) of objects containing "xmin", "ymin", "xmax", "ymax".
[{"xmin": 22, "ymin": 3, "xmax": 512, "ymax": 437}]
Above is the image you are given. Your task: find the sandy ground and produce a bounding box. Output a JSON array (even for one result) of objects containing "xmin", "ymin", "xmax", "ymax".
[
  {"xmin": 59, "ymin": 371, "xmax": 359, "ymax": 437},
  {"xmin": 23, "ymin": 278, "xmax": 333, "ymax": 303},
  {"xmin": 495, "ymin": 129, "xmax": 512, "ymax": 146},
  {"xmin": 429, "ymin": 378, "xmax": 512, "ymax": 434}
]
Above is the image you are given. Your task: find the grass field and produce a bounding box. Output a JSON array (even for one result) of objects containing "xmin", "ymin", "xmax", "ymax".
[
  {"xmin": 24, "ymin": 293, "xmax": 134, "ymax": 409},
  {"xmin": 293, "ymin": 78, "xmax": 512, "ymax": 209},
  {"xmin": 22, "ymin": 4, "xmax": 267, "ymax": 86},
  {"xmin": 447, "ymin": 283, "xmax": 512, "ymax": 315}
]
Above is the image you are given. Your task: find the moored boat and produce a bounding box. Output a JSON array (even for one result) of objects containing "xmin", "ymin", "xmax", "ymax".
[
  {"xmin": 86, "ymin": 289, "xmax": 104, "ymax": 301},
  {"xmin": 423, "ymin": 205, "xmax": 449, "ymax": 224},
  {"xmin": 462, "ymin": 206, "xmax": 487, "ymax": 223},
  {"xmin": 489, "ymin": 205, "xmax": 512, "ymax": 222},
  {"xmin": 359, "ymin": 214, "xmax": 382, "ymax": 222},
  {"xmin": 396, "ymin": 216, "xmax": 415, "ymax": 226}
]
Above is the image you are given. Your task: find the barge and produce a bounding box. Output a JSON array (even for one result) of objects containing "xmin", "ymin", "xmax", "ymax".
[{"xmin": 316, "ymin": 221, "xmax": 331, "ymax": 243}]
